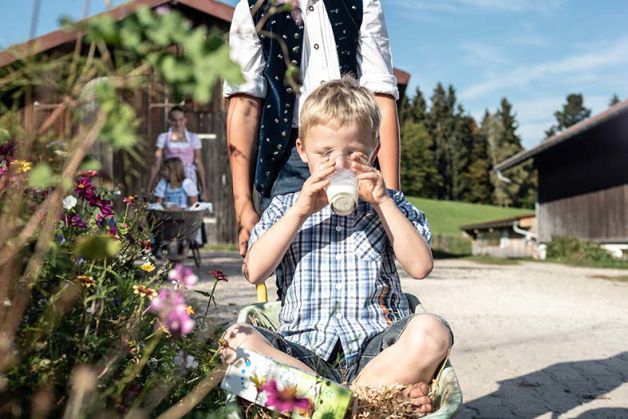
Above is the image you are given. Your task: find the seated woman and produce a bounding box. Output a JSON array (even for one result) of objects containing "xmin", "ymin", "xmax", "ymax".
[{"xmin": 153, "ymin": 157, "xmax": 199, "ymax": 209}]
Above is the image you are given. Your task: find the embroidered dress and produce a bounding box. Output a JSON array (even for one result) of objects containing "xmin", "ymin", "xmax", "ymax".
[
  {"xmin": 153, "ymin": 178, "xmax": 199, "ymax": 208},
  {"xmin": 155, "ymin": 129, "xmax": 202, "ymax": 186},
  {"xmin": 248, "ymin": 190, "xmax": 432, "ymax": 363}
]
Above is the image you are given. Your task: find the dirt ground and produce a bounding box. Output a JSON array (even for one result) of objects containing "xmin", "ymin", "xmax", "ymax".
[{"xmin": 190, "ymin": 252, "xmax": 628, "ymax": 418}]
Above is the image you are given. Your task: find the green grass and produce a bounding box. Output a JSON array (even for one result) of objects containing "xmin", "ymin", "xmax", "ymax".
[{"xmin": 407, "ymin": 197, "xmax": 533, "ymax": 235}]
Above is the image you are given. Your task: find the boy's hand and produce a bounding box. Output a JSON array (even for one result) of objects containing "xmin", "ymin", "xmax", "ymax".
[
  {"xmin": 293, "ymin": 158, "xmax": 335, "ymax": 217},
  {"xmin": 352, "ymin": 152, "xmax": 390, "ymax": 206}
]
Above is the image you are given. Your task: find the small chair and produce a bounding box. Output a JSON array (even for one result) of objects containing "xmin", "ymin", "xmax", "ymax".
[{"xmin": 225, "ymin": 284, "xmax": 463, "ymax": 418}]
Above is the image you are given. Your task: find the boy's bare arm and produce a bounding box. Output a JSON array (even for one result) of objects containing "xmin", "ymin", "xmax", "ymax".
[
  {"xmin": 243, "ymin": 207, "xmax": 307, "ymax": 284},
  {"xmin": 373, "ymin": 198, "xmax": 433, "ymax": 279},
  {"xmin": 374, "ymin": 94, "xmax": 400, "ymax": 190},
  {"xmin": 244, "ymin": 159, "xmax": 335, "ymax": 284},
  {"xmin": 353, "ymin": 153, "xmax": 432, "ymax": 279}
]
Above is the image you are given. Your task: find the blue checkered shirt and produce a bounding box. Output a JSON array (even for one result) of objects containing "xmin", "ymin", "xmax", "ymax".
[{"xmin": 248, "ymin": 190, "xmax": 432, "ymax": 363}]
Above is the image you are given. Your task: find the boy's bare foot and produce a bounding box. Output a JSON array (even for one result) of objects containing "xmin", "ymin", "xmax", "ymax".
[{"xmin": 400, "ymin": 382, "xmax": 433, "ymax": 415}]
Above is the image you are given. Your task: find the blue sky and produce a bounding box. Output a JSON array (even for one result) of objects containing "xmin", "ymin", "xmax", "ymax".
[{"xmin": 2, "ymin": 0, "xmax": 627, "ymax": 148}]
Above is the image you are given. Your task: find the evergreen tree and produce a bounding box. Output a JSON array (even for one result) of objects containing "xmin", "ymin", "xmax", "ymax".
[
  {"xmin": 427, "ymin": 83, "xmax": 455, "ymax": 199},
  {"xmin": 609, "ymin": 94, "xmax": 621, "ymax": 107},
  {"xmin": 546, "ymin": 93, "xmax": 591, "ymax": 135},
  {"xmin": 410, "ymin": 86, "xmax": 428, "ymax": 122},
  {"xmin": 465, "ymin": 113, "xmax": 492, "ymax": 203},
  {"xmin": 490, "ymin": 98, "xmax": 535, "ymax": 207},
  {"xmin": 450, "ymin": 104, "xmax": 473, "ymax": 201},
  {"xmin": 398, "ymin": 94, "xmax": 412, "ymax": 127},
  {"xmin": 400, "ymin": 120, "xmax": 440, "ymax": 198}
]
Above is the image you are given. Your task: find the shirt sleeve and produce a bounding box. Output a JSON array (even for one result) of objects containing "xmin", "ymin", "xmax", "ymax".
[
  {"xmin": 155, "ymin": 133, "xmax": 167, "ymax": 149},
  {"xmin": 190, "ymin": 132, "xmax": 202, "ymax": 150},
  {"xmin": 357, "ymin": 0, "xmax": 399, "ymax": 100},
  {"xmin": 248, "ymin": 195, "xmax": 288, "ymax": 250},
  {"xmin": 182, "ymin": 179, "xmax": 199, "ymax": 197},
  {"xmin": 153, "ymin": 179, "xmax": 166, "ymax": 198},
  {"xmin": 223, "ymin": 0, "xmax": 267, "ymax": 99},
  {"xmin": 390, "ymin": 190, "xmax": 432, "ymax": 246}
]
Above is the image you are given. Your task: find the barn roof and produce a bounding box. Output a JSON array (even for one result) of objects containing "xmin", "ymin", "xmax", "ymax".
[
  {"xmin": 460, "ymin": 213, "xmax": 535, "ymax": 232},
  {"xmin": 495, "ymin": 99, "xmax": 628, "ymax": 172}
]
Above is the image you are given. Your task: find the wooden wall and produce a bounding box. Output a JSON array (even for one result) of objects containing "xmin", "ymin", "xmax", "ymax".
[{"xmin": 538, "ymin": 184, "xmax": 627, "ymax": 243}]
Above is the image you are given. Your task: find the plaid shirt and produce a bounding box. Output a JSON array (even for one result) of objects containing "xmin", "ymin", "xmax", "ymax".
[{"xmin": 248, "ymin": 190, "xmax": 432, "ymax": 363}]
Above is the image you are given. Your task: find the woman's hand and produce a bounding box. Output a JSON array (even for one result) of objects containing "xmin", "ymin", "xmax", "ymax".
[
  {"xmin": 352, "ymin": 152, "xmax": 389, "ymax": 206},
  {"xmin": 293, "ymin": 158, "xmax": 335, "ymax": 218}
]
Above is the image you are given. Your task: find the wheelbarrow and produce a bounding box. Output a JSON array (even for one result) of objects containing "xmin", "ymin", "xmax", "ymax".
[
  {"xmin": 147, "ymin": 208, "xmax": 207, "ymax": 268},
  {"xmin": 224, "ymin": 283, "xmax": 463, "ymax": 418}
]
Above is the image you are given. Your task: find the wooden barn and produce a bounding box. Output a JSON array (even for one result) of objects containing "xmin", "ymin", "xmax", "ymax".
[
  {"xmin": 0, "ymin": 0, "xmax": 412, "ymax": 245},
  {"xmin": 494, "ymin": 100, "xmax": 628, "ymax": 257}
]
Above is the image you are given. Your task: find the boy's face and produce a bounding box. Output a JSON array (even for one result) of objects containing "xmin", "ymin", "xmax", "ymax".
[{"xmin": 296, "ymin": 123, "xmax": 377, "ymax": 174}]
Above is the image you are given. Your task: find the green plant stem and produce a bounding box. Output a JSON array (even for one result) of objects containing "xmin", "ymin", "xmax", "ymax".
[{"xmin": 111, "ymin": 330, "xmax": 163, "ymax": 400}]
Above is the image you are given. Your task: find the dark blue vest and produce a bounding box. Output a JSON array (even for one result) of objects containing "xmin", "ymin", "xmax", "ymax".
[{"xmin": 247, "ymin": 0, "xmax": 363, "ymax": 197}]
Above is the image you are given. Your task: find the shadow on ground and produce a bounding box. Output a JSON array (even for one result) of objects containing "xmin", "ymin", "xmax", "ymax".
[{"xmin": 462, "ymin": 352, "xmax": 628, "ymax": 418}]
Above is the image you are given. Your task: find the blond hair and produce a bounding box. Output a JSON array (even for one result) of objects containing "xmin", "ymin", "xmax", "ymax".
[
  {"xmin": 299, "ymin": 76, "xmax": 381, "ymax": 148},
  {"xmin": 163, "ymin": 157, "xmax": 186, "ymax": 188}
]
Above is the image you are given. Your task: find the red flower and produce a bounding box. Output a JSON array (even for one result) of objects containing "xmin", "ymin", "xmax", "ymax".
[
  {"xmin": 123, "ymin": 195, "xmax": 136, "ymax": 205},
  {"xmin": 209, "ymin": 270, "xmax": 228, "ymax": 282}
]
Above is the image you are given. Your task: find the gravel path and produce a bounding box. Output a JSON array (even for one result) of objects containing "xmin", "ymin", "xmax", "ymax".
[{"xmin": 188, "ymin": 251, "xmax": 628, "ymax": 418}]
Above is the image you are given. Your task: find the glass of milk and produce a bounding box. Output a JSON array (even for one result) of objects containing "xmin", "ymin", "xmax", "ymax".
[{"xmin": 326, "ymin": 169, "xmax": 358, "ymax": 216}]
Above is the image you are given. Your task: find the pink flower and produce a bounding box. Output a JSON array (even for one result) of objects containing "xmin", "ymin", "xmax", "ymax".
[
  {"xmin": 168, "ymin": 263, "xmax": 198, "ymax": 288},
  {"xmin": 123, "ymin": 195, "xmax": 135, "ymax": 205},
  {"xmin": 261, "ymin": 380, "xmax": 312, "ymax": 414},
  {"xmin": 149, "ymin": 289, "xmax": 195, "ymax": 335}
]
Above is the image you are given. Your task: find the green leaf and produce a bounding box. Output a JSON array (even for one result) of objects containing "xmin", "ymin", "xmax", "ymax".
[
  {"xmin": 75, "ymin": 235, "xmax": 122, "ymax": 260},
  {"xmin": 28, "ymin": 163, "xmax": 58, "ymax": 189},
  {"xmin": 79, "ymin": 159, "xmax": 102, "ymax": 172},
  {"xmin": 193, "ymin": 289, "xmax": 214, "ymax": 298}
]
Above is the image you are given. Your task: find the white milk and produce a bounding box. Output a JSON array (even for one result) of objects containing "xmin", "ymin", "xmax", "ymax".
[{"xmin": 326, "ymin": 169, "xmax": 358, "ymax": 216}]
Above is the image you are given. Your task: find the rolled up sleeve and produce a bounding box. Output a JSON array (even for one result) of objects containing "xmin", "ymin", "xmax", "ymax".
[
  {"xmin": 357, "ymin": 0, "xmax": 399, "ymax": 100},
  {"xmin": 223, "ymin": 0, "xmax": 267, "ymax": 99}
]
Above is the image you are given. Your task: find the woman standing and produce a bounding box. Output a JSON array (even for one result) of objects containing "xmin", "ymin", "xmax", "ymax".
[{"xmin": 146, "ymin": 106, "xmax": 208, "ymax": 201}]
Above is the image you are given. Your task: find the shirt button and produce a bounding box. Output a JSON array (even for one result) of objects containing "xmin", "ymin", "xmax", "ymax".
[
  {"xmin": 313, "ymin": 43, "xmax": 320, "ymax": 50},
  {"xmin": 336, "ymin": 313, "xmax": 344, "ymax": 319},
  {"xmin": 308, "ymin": 5, "xmax": 314, "ymax": 11},
  {"xmin": 320, "ymin": 80, "xmax": 325, "ymax": 85},
  {"xmin": 335, "ymin": 226, "xmax": 342, "ymax": 232}
]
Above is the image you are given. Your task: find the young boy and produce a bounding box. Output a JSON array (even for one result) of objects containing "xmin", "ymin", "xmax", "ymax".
[{"xmin": 221, "ymin": 78, "xmax": 452, "ymax": 414}]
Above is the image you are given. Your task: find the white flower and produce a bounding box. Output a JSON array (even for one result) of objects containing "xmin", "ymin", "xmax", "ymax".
[
  {"xmin": 174, "ymin": 350, "xmax": 198, "ymax": 371},
  {"xmin": 63, "ymin": 195, "xmax": 78, "ymax": 210}
]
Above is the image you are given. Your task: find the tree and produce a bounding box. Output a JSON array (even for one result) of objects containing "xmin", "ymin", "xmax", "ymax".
[
  {"xmin": 546, "ymin": 93, "xmax": 591, "ymax": 136},
  {"xmin": 465, "ymin": 113, "xmax": 493, "ymax": 203},
  {"xmin": 609, "ymin": 94, "xmax": 621, "ymax": 107},
  {"xmin": 489, "ymin": 98, "xmax": 535, "ymax": 207},
  {"xmin": 400, "ymin": 120, "xmax": 440, "ymax": 198},
  {"xmin": 427, "ymin": 83, "xmax": 456, "ymax": 199}
]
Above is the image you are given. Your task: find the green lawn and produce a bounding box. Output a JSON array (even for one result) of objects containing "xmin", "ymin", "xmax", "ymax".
[{"xmin": 407, "ymin": 196, "xmax": 533, "ymax": 235}]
